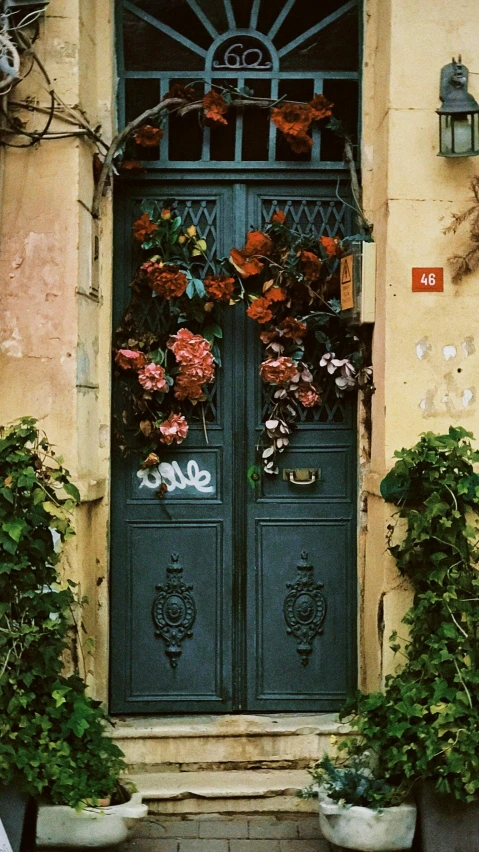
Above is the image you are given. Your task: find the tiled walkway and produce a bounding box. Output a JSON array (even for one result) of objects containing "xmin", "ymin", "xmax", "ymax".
[{"xmin": 120, "ymin": 814, "xmax": 331, "ymax": 852}]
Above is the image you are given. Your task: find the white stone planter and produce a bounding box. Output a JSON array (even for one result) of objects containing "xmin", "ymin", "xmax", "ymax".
[
  {"xmin": 318, "ymin": 796, "xmax": 417, "ymax": 852},
  {"xmin": 36, "ymin": 792, "xmax": 148, "ymax": 848}
]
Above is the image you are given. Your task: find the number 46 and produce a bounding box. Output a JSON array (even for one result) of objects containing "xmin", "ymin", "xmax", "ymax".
[{"xmin": 421, "ymin": 273, "xmax": 436, "ymax": 286}]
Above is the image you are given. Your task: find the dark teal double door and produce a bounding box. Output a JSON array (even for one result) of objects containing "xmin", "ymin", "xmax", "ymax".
[{"xmin": 110, "ymin": 180, "xmax": 357, "ymax": 714}]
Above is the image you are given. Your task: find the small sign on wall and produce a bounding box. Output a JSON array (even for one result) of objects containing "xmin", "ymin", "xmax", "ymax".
[{"xmin": 412, "ymin": 268, "xmax": 444, "ymax": 292}]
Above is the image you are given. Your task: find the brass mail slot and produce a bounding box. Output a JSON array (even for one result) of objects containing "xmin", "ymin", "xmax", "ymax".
[{"xmin": 282, "ymin": 468, "xmax": 321, "ymax": 486}]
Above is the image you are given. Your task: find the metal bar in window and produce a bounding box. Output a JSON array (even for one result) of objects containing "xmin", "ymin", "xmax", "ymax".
[
  {"xmin": 312, "ymin": 78, "xmax": 323, "ymax": 163},
  {"xmin": 116, "ymin": 5, "xmax": 126, "ymax": 128},
  {"xmin": 123, "ymin": 0, "xmax": 207, "ymax": 58},
  {"xmin": 123, "ymin": 71, "xmax": 359, "ymax": 81},
  {"xmin": 278, "ymin": 0, "xmax": 357, "ymax": 57},
  {"xmin": 268, "ymin": 78, "xmax": 278, "ymax": 163},
  {"xmin": 160, "ymin": 77, "xmax": 169, "ymax": 163},
  {"xmin": 235, "ymin": 76, "xmax": 244, "ymax": 163},
  {"xmin": 184, "ymin": 0, "xmax": 218, "ymax": 39},
  {"xmin": 202, "ymin": 77, "xmax": 211, "ymax": 162},
  {"xmin": 268, "ymin": 0, "xmax": 295, "ymax": 40},
  {"xmin": 223, "ymin": 0, "xmax": 236, "ymax": 29},
  {"xmin": 250, "ymin": 0, "xmax": 261, "ymax": 30}
]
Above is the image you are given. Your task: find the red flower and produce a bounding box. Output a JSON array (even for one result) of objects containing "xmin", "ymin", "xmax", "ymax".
[
  {"xmin": 115, "ymin": 349, "xmax": 147, "ymax": 370},
  {"xmin": 204, "ymin": 275, "xmax": 236, "ymax": 302},
  {"xmin": 320, "ymin": 236, "xmax": 341, "ymax": 258},
  {"xmin": 296, "ymin": 384, "xmax": 321, "ymax": 407},
  {"xmin": 247, "ymin": 298, "xmax": 274, "ymax": 324},
  {"xmin": 308, "ymin": 94, "xmax": 334, "ymax": 122},
  {"xmin": 142, "ymin": 262, "xmax": 188, "ymax": 299},
  {"xmin": 279, "ymin": 317, "xmax": 307, "ymax": 339},
  {"xmin": 300, "ymin": 250, "xmax": 322, "ymax": 281},
  {"xmin": 260, "ymin": 357, "xmax": 297, "ymax": 386},
  {"xmin": 138, "ymin": 363, "xmax": 168, "ymax": 392},
  {"xmin": 260, "ymin": 329, "xmax": 280, "ymax": 346},
  {"xmin": 159, "ymin": 413, "xmax": 189, "ymax": 445},
  {"xmin": 134, "ymin": 125, "xmax": 164, "ymax": 147},
  {"xmin": 266, "ymin": 287, "xmax": 287, "ymax": 302},
  {"xmin": 203, "ymin": 90, "xmax": 229, "ymax": 126},
  {"xmin": 244, "ymin": 231, "xmax": 273, "ymax": 257},
  {"xmin": 230, "ymin": 248, "xmax": 264, "ymax": 278},
  {"xmin": 132, "ymin": 213, "xmax": 158, "ymax": 243},
  {"xmin": 271, "ymin": 210, "xmax": 286, "ymax": 224}
]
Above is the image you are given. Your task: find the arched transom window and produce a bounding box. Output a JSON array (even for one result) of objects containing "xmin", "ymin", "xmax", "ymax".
[{"xmin": 117, "ymin": 0, "xmax": 359, "ymax": 168}]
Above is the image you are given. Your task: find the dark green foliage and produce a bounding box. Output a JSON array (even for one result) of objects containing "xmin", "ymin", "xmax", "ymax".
[
  {"xmin": 301, "ymin": 754, "xmax": 398, "ymax": 810},
  {"xmin": 344, "ymin": 427, "xmax": 479, "ymax": 803},
  {"xmin": 0, "ymin": 418, "xmax": 125, "ymax": 807}
]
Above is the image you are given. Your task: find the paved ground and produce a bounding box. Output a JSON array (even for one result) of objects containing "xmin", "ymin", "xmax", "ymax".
[{"xmin": 120, "ymin": 814, "xmax": 332, "ymax": 852}]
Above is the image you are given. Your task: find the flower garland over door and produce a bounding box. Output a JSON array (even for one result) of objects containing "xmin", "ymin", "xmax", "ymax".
[{"xmin": 113, "ymin": 95, "xmax": 373, "ymax": 480}]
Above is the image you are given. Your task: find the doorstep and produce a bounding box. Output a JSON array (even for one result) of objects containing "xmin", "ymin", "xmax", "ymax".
[
  {"xmin": 127, "ymin": 769, "xmax": 315, "ymax": 814},
  {"xmin": 110, "ymin": 713, "xmax": 352, "ymax": 771}
]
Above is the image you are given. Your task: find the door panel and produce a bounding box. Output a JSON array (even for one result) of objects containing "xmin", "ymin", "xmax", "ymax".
[{"xmin": 110, "ymin": 180, "xmax": 356, "ymax": 714}]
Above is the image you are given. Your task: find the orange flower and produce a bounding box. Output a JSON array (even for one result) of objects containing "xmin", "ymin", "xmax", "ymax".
[
  {"xmin": 159, "ymin": 412, "xmax": 189, "ymax": 445},
  {"xmin": 203, "ymin": 90, "xmax": 229, "ymax": 126},
  {"xmin": 204, "ymin": 275, "xmax": 236, "ymax": 302},
  {"xmin": 271, "ymin": 103, "xmax": 312, "ymax": 136},
  {"xmin": 142, "ymin": 262, "xmax": 188, "ymax": 299},
  {"xmin": 230, "ymin": 248, "xmax": 264, "ymax": 278},
  {"xmin": 308, "ymin": 94, "xmax": 334, "ymax": 122},
  {"xmin": 115, "ymin": 349, "xmax": 147, "ymax": 370},
  {"xmin": 283, "ymin": 132, "xmax": 313, "ymax": 154},
  {"xmin": 132, "ymin": 213, "xmax": 158, "ymax": 243},
  {"xmin": 320, "ymin": 236, "xmax": 341, "ymax": 258},
  {"xmin": 260, "ymin": 329, "xmax": 280, "ymax": 345},
  {"xmin": 271, "ymin": 210, "xmax": 286, "ymax": 224},
  {"xmin": 246, "ymin": 298, "xmax": 274, "ymax": 324},
  {"xmin": 134, "ymin": 125, "xmax": 164, "ymax": 147},
  {"xmin": 165, "ymin": 83, "xmax": 197, "ymax": 102},
  {"xmin": 230, "ymin": 231, "xmax": 273, "ymax": 278},
  {"xmin": 260, "ymin": 357, "xmax": 297, "ymax": 386},
  {"xmin": 244, "ymin": 231, "xmax": 273, "ymax": 257},
  {"xmin": 279, "ymin": 317, "xmax": 307, "ymax": 339},
  {"xmin": 300, "ymin": 250, "xmax": 322, "ymax": 281},
  {"xmin": 267, "ymin": 287, "xmax": 287, "ymax": 302}
]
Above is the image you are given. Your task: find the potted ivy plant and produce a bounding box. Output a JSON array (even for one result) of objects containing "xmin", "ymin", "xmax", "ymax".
[
  {"xmin": 300, "ymin": 751, "xmax": 416, "ymax": 851},
  {"xmin": 0, "ymin": 418, "xmax": 146, "ymax": 849},
  {"xmin": 342, "ymin": 427, "xmax": 479, "ymax": 852}
]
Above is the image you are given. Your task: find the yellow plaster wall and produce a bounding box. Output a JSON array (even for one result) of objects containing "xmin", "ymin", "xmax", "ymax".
[
  {"xmin": 0, "ymin": 0, "xmax": 115, "ymax": 697},
  {"xmin": 362, "ymin": 0, "xmax": 479, "ymax": 689}
]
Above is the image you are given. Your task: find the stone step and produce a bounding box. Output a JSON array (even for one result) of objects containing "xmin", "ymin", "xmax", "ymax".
[
  {"xmin": 128, "ymin": 769, "xmax": 316, "ymax": 815},
  {"xmin": 111, "ymin": 713, "xmax": 350, "ymax": 771}
]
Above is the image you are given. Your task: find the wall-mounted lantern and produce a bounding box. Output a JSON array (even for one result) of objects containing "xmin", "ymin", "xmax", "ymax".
[{"xmin": 437, "ymin": 57, "xmax": 479, "ymax": 157}]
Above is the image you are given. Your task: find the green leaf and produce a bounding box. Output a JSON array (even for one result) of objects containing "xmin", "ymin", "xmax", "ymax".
[
  {"xmin": 63, "ymin": 483, "xmax": 81, "ymax": 504},
  {"xmin": 2, "ymin": 519, "xmax": 26, "ymax": 543}
]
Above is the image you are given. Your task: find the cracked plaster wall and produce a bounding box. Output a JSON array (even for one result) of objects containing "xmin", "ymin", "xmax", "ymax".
[
  {"xmin": 0, "ymin": 0, "xmax": 115, "ymax": 698},
  {"xmin": 361, "ymin": 0, "xmax": 479, "ymax": 690}
]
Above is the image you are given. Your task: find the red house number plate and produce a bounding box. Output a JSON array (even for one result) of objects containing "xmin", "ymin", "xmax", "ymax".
[{"xmin": 412, "ymin": 268, "xmax": 444, "ymax": 292}]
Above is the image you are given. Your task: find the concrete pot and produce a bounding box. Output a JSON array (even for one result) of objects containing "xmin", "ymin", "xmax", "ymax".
[
  {"xmin": 319, "ymin": 796, "xmax": 417, "ymax": 851},
  {"xmin": 0, "ymin": 783, "xmax": 31, "ymax": 852},
  {"xmin": 36, "ymin": 792, "xmax": 148, "ymax": 848},
  {"xmin": 415, "ymin": 781, "xmax": 479, "ymax": 852}
]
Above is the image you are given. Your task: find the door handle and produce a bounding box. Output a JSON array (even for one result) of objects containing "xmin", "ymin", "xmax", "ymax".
[{"xmin": 283, "ymin": 468, "xmax": 320, "ymax": 486}]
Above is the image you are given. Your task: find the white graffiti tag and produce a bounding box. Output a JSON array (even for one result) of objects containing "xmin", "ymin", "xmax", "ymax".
[{"xmin": 137, "ymin": 460, "xmax": 214, "ymax": 494}]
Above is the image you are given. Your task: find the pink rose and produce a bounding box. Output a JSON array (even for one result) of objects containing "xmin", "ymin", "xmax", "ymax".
[
  {"xmin": 159, "ymin": 413, "xmax": 189, "ymax": 445},
  {"xmin": 138, "ymin": 363, "xmax": 168, "ymax": 392}
]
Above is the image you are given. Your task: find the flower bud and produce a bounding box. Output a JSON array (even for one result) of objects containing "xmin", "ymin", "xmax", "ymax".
[
  {"xmin": 178, "ymin": 234, "xmax": 187, "ymax": 245},
  {"xmin": 204, "ymin": 301, "xmax": 214, "ymax": 313},
  {"xmin": 186, "ymin": 225, "xmax": 197, "ymax": 238},
  {"xmin": 161, "ymin": 209, "xmax": 171, "ymax": 220}
]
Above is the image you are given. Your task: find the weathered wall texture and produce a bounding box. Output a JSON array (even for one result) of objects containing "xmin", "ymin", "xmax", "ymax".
[
  {"xmin": 0, "ymin": 0, "xmax": 478, "ymax": 704},
  {"xmin": 0, "ymin": 0, "xmax": 115, "ymax": 698},
  {"xmin": 361, "ymin": 0, "xmax": 479, "ymax": 689}
]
